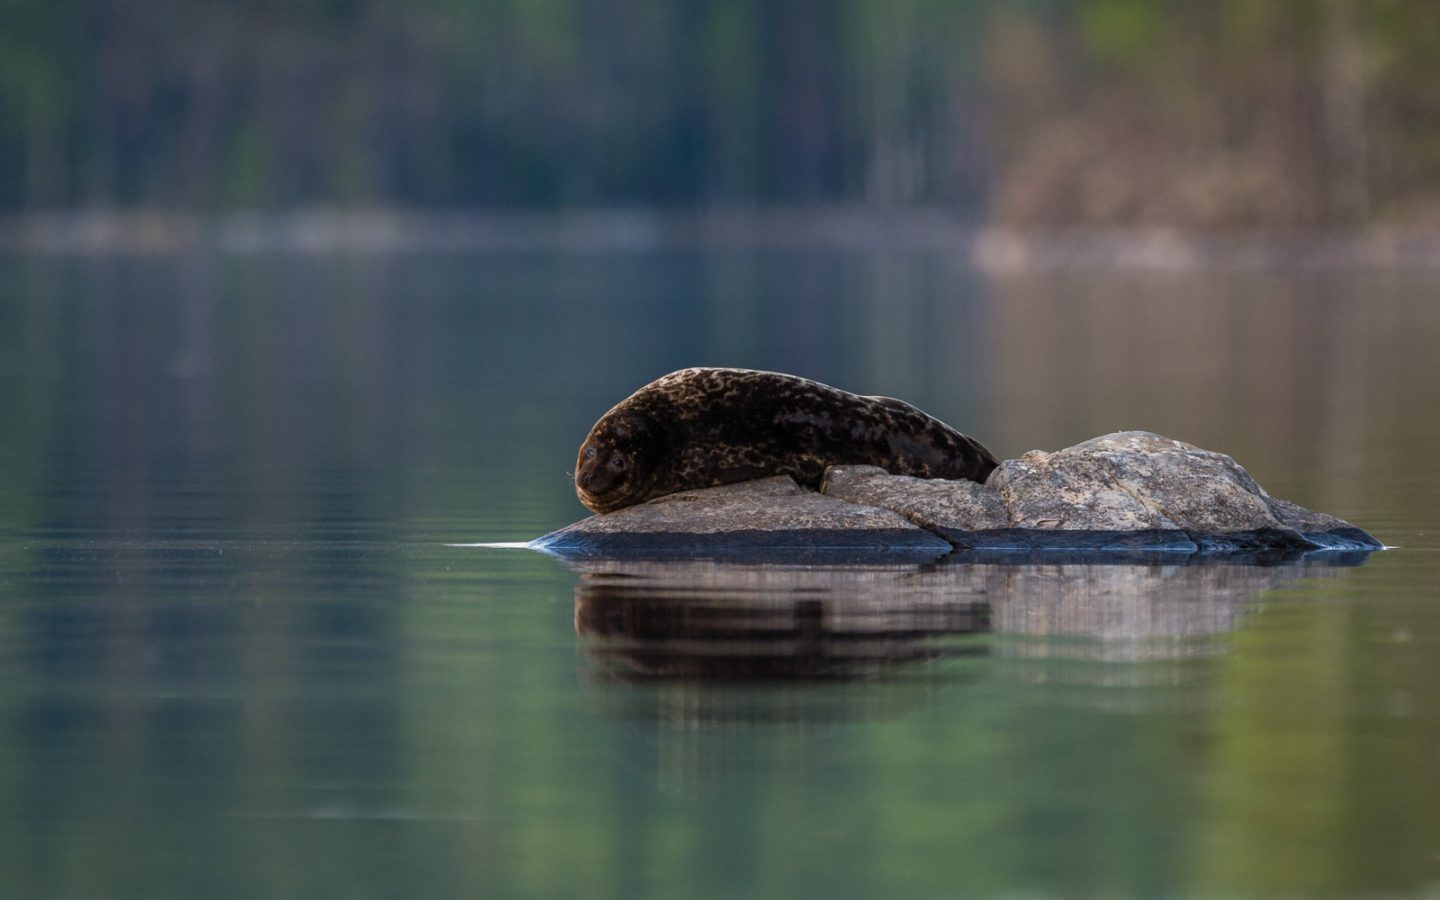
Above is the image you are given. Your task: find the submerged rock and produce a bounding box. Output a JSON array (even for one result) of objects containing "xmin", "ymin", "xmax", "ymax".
[{"xmin": 534, "ymin": 431, "xmax": 1382, "ymax": 560}]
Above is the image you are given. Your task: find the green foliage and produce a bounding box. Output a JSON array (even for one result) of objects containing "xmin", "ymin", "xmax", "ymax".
[
  {"xmin": 0, "ymin": 0, "xmax": 1438, "ymax": 222},
  {"xmin": 1080, "ymin": 0, "xmax": 1166, "ymax": 66}
]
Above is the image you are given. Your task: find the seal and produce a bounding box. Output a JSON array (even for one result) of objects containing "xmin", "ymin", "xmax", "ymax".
[{"xmin": 574, "ymin": 367, "xmax": 999, "ymax": 513}]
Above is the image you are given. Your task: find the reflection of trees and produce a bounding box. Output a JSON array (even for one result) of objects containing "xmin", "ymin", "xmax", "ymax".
[
  {"xmin": 0, "ymin": 245, "xmax": 1432, "ymax": 899},
  {"xmin": 0, "ymin": 539, "xmax": 409, "ymax": 899},
  {"xmin": 0, "ymin": 253, "xmax": 644, "ymax": 543}
]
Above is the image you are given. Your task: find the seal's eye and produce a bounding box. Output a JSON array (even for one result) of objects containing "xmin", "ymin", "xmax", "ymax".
[
  {"xmin": 609, "ymin": 457, "xmax": 627, "ymax": 472},
  {"xmin": 585, "ymin": 446, "xmax": 597, "ymax": 459}
]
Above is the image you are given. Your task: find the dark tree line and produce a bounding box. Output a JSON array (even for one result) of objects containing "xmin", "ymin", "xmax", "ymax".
[{"xmin": 2, "ymin": 0, "xmax": 1438, "ymax": 225}]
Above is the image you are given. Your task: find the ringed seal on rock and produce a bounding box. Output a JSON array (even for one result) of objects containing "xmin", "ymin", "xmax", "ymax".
[{"xmin": 575, "ymin": 367, "xmax": 999, "ymax": 513}]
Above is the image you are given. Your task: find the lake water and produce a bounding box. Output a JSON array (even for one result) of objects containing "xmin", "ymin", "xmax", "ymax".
[{"xmin": 1, "ymin": 249, "xmax": 1438, "ymax": 899}]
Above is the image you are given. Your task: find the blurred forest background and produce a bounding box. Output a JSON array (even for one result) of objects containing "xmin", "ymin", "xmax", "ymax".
[{"xmin": 1, "ymin": 0, "xmax": 1439, "ymax": 228}]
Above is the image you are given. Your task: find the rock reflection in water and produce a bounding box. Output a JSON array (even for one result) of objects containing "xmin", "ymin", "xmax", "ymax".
[
  {"xmin": 575, "ymin": 556, "xmax": 1365, "ymax": 684},
  {"xmin": 571, "ymin": 556, "xmax": 1366, "ymax": 797}
]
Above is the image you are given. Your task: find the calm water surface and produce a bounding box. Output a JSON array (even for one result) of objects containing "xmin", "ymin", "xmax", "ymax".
[{"xmin": 1, "ymin": 250, "xmax": 1438, "ymax": 899}]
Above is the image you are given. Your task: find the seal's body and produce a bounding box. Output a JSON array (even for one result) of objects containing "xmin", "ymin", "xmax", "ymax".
[{"xmin": 575, "ymin": 367, "xmax": 998, "ymax": 514}]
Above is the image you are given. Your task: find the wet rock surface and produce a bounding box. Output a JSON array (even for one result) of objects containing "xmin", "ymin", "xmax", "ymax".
[{"xmin": 535, "ymin": 431, "xmax": 1382, "ymax": 560}]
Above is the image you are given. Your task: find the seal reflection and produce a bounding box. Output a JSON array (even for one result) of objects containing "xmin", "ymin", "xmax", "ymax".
[{"xmin": 575, "ymin": 564, "xmax": 991, "ymax": 682}]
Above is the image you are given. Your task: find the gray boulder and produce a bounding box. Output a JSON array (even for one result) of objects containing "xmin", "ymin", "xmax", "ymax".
[
  {"xmin": 994, "ymin": 432, "xmax": 1284, "ymax": 532},
  {"xmin": 820, "ymin": 465, "xmax": 1010, "ymax": 535},
  {"xmin": 534, "ymin": 431, "xmax": 1381, "ymax": 560},
  {"xmin": 990, "ymin": 431, "xmax": 1375, "ymax": 551},
  {"xmin": 537, "ymin": 475, "xmax": 953, "ymax": 560}
]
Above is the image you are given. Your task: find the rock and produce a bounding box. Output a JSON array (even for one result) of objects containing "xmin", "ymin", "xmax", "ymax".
[
  {"xmin": 996, "ymin": 432, "xmax": 1280, "ymax": 533},
  {"xmin": 534, "ymin": 475, "xmax": 954, "ymax": 560},
  {"xmin": 985, "ymin": 431, "xmax": 1314, "ymax": 551},
  {"xmin": 820, "ymin": 465, "xmax": 1011, "ymax": 544},
  {"xmin": 1264, "ymin": 497, "xmax": 1383, "ymax": 549},
  {"xmin": 533, "ymin": 431, "xmax": 1383, "ymax": 560}
]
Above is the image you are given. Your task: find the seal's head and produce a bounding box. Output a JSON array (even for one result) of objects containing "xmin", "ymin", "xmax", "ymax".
[{"xmin": 575, "ymin": 411, "xmax": 662, "ymax": 513}]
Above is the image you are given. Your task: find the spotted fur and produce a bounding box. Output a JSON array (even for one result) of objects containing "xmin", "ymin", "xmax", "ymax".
[{"xmin": 574, "ymin": 368, "xmax": 999, "ymax": 514}]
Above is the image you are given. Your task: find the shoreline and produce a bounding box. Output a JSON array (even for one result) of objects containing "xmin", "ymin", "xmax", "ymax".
[{"xmin": 4, "ymin": 208, "xmax": 1440, "ymax": 271}]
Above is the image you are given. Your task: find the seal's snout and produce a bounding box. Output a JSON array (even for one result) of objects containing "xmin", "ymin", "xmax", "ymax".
[
  {"xmin": 576, "ymin": 461, "xmax": 605, "ymax": 501},
  {"xmin": 575, "ymin": 439, "xmax": 600, "ymax": 491},
  {"xmin": 575, "ymin": 438, "xmax": 624, "ymax": 512}
]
